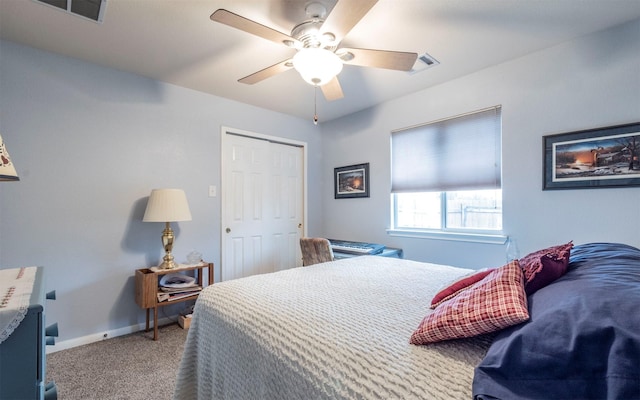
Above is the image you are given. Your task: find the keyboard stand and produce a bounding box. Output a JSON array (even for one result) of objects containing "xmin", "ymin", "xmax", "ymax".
[{"xmin": 333, "ymin": 247, "xmax": 403, "ymax": 260}]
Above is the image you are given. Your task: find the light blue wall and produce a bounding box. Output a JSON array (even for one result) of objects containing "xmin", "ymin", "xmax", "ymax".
[
  {"xmin": 0, "ymin": 40, "xmax": 323, "ymax": 344},
  {"xmin": 320, "ymin": 18, "xmax": 640, "ymax": 269}
]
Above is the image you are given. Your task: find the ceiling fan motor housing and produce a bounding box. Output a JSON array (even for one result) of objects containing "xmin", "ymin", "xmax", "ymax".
[{"xmin": 290, "ymin": 19, "xmax": 336, "ymax": 51}]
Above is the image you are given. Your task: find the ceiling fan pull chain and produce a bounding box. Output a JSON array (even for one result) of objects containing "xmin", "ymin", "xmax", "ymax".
[{"xmin": 313, "ymin": 86, "xmax": 319, "ymax": 125}]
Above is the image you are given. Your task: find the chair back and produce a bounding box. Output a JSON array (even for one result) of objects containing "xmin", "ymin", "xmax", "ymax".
[{"xmin": 300, "ymin": 237, "xmax": 334, "ymax": 266}]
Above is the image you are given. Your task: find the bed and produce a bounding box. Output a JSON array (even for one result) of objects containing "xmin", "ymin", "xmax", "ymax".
[{"xmin": 174, "ymin": 242, "xmax": 640, "ymax": 400}]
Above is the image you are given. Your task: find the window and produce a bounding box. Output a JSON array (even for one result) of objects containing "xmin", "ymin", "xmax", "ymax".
[
  {"xmin": 390, "ymin": 107, "xmax": 502, "ymax": 238},
  {"xmin": 36, "ymin": 0, "xmax": 107, "ymax": 22}
]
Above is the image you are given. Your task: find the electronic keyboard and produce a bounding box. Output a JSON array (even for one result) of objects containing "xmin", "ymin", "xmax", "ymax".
[{"xmin": 328, "ymin": 239, "xmax": 385, "ymax": 255}]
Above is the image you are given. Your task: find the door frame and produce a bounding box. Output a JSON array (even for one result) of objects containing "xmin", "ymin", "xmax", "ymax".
[{"xmin": 220, "ymin": 126, "xmax": 308, "ymax": 277}]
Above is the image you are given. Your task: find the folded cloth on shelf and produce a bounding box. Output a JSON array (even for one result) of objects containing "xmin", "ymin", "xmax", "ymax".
[{"xmin": 0, "ymin": 267, "xmax": 37, "ymax": 344}]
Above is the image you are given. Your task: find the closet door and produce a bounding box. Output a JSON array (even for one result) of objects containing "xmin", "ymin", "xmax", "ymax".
[{"xmin": 221, "ymin": 131, "xmax": 304, "ymax": 281}]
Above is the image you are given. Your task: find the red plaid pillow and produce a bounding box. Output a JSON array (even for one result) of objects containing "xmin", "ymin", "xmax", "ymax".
[
  {"xmin": 410, "ymin": 260, "xmax": 529, "ymax": 344},
  {"xmin": 430, "ymin": 268, "xmax": 494, "ymax": 309}
]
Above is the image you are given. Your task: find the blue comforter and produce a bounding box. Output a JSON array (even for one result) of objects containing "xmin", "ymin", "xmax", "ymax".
[{"xmin": 473, "ymin": 242, "xmax": 640, "ymax": 400}]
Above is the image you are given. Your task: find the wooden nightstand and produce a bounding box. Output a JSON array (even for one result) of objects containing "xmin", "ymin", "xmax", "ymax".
[{"xmin": 134, "ymin": 262, "xmax": 213, "ymax": 340}]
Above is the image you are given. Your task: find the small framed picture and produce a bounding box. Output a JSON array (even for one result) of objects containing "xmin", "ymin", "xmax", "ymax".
[
  {"xmin": 543, "ymin": 122, "xmax": 640, "ymax": 190},
  {"xmin": 334, "ymin": 163, "xmax": 370, "ymax": 199}
]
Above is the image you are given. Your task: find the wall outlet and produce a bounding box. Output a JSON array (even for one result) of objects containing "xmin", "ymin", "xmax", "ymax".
[{"xmin": 208, "ymin": 185, "xmax": 216, "ymax": 197}]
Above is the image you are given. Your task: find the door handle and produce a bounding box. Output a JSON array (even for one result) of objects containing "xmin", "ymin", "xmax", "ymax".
[
  {"xmin": 226, "ymin": 228, "xmax": 231, "ymax": 233},
  {"xmin": 298, "ymin": 223, "xmax": 302, "ymax": 228}
]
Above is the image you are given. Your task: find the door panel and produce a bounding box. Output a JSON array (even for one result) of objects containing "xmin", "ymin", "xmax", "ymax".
[
  {"xmin": 269, "ymin": 143, "xmax": 303, "ymax": 272},
  {"xmin": 223, "ymin": 135, "xmax": 268, "ymax": 281}
]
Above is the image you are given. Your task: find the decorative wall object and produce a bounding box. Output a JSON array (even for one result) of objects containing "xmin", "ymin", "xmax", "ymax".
[
  {"xmin": 543, "ymin": 122, "xmax": 640, "ymax": 190},
  {"xmin": 0, "ymin": 134, "xmax": 19, "ymax": 181},
  {"xmin": 334, "ymin": 163, "xmax": 370, "ymax": 199}
]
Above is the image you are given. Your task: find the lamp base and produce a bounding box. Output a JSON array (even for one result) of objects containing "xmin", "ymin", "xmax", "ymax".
[
  {"xmin": 159, "ymin": 260, "xmax": 178, "ymax": 269},
  {"xmin": 159, "ymin": 253, "xmax": 177, "ymax": 269},
  {"xmin": 159, "ymin": 222, "xmax": 177, "ymax": 269}
]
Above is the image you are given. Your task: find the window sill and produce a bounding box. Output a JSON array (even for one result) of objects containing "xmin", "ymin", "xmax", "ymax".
[{"xmin": 386, "ymin": 229, "xmax": 507, "ymax": 244}]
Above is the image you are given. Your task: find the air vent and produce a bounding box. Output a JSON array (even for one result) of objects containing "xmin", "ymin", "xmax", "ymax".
[
  {"xmin": 35, "ymin": 0, "xmax": 107, "ymax": 23},
  {"xmin": 407, "ymin": 52, "xmax": 440, "ymax": 75}
]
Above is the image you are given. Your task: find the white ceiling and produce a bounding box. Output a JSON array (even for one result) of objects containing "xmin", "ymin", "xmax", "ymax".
[{"xmin": 2, "ymin": 0, "xmax": 640, "ymax": 123}]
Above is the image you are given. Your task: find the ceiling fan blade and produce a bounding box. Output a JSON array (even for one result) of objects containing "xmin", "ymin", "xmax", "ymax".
[
  {"xmin": 211, "ymin": 9, "xmax": 298, "ymax": 47},
  {"xmin": 238, "ymin": 59, "xmax": 294, "ymax": 85},
  {"xmin": 320, "ymin": 0, "xmax": 378, "ymax": 44},
  {"xmin": 338, "ymin": 48, "xmax": 418, "ymax": 71},
  {"xmin": 321, "ymin": 76, "xmax": 344, "ymax": 101}
]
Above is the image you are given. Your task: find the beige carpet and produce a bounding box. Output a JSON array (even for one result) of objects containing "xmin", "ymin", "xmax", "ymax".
[{"xmin": 46, "ymin": 323, "xmax": 188, "ymax": 400}]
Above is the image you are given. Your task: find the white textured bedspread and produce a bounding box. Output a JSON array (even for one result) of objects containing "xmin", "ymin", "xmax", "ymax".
[{"xmin": 174, "ymin": 256, "xmax": 493, "ymax": 400}]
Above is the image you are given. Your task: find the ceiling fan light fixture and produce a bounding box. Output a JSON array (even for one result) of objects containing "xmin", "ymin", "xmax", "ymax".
[{"xmin": 292, "ymin": 48, "xmax": 343, "ymax": 86}]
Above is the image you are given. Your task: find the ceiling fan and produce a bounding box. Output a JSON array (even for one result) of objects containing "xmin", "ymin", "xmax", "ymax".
[{"xmin": 210, "ymin": 0, "xmax": 418, "ymax": 102}]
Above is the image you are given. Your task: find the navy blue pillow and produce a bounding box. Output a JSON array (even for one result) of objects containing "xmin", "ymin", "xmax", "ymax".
[{"xmin": 472, "ymin": 242, "xmax": 640, "ymax": 400}]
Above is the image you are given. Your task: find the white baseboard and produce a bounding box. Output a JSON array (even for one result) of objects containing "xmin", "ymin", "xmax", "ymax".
[{"xmin": 46, "ymin": 316, "xmax": 176, "ymax": 354}]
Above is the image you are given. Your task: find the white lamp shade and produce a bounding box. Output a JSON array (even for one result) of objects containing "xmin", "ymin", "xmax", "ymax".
[
  {"xmin": 0, "ymin": 134, "xmax": 19, "ymax": 181},
  {"xmin": 293, "ymin": 48, "xmax": 343, "ymax": 86},
  {"xmin": 143, "ymin": 189, "xmax": 192, "ymax": 222}
]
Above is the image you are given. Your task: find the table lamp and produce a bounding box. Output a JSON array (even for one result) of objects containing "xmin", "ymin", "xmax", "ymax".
[
  {"xmin": 0, "ymin": 134, "xmax": 19, "ymax": 181},
  {"xmin": 143, "ymin": 189, "xmax": 192, "ymax": 269}
]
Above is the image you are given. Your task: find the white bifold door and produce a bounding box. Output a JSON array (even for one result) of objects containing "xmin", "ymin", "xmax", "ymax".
[{"xmin": 221, "ymin": 130, "xmax": 305, "ymax": 281}]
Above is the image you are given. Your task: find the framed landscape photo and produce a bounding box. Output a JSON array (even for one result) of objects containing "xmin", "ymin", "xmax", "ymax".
[
  {"xmin": 334, "ymin": 163, "xmax": 370, "ymax": 199},
  {"xmin": 543, "ymin": 122, "xmax": 640, "ymax": 190}
]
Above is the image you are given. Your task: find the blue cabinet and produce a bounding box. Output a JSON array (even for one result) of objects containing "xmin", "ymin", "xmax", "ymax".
[{"xmin": 0, "ymin": 267, "xmax": 57, "ymax": 400}]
